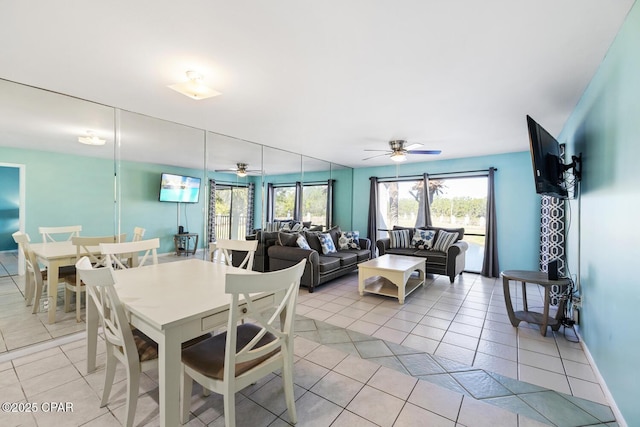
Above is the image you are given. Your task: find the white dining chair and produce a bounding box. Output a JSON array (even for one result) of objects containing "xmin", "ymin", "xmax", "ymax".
[
  {"xmin": 13, "ymin": 231, "xmax": 76, "ymax": 313},
  {"xmin": 209, "ymin": 239, "xmax": 258, "ymax": 270},
  {"xmin": 75, "ymin": 256, "xmax": 158, "ymax": 427},
  {"xmin": 65, "ymin": 235, "xmax": 125, "ymax": 322},
  {"xmin": 100, "ymin": 238, "xmax": 159, "ymax": 269},
  {"xmin": 132, "ymin": 227, "xmax": 146, "ymax": 242},
  {"xmin": 39, "ymin": 225, "xmax": 82, "ymax": 243},
  {"xmin": 180, "ymin": 259, "xmax": 306, "ymax": 427}
]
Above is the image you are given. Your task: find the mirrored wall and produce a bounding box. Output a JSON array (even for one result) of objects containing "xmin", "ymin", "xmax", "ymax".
[{"xmin": 0, "ymin": 77, "xmax": 353, "ymax": 353}]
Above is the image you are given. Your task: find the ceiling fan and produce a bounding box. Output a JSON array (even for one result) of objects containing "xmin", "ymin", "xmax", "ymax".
[
  {"xmin": 215, "ymin": 163, "xmax": 261, "ymax": 177},
  {"xmin": 363, "ymin": 140, "xmax": 441, "ymax": 162}
]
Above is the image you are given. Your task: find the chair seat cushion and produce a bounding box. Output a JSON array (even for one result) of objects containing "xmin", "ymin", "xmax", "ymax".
[
  {"xmin": 132, "ymin": 329, "xmax": 211, "ymax": 363},
  {"xmin": 181, "ymin": 323, "xmax": 279, "ymax": 380},
  {"xmin": 316, "ymin": 256, "xmax": 341, "ymax": 273}
]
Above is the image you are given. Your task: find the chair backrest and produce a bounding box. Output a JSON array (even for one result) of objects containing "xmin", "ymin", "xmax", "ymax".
[
  {"xmin": 39, "ymin": 225, "xmax": 82, "ymax": 243},
  {"xmin": 100, "ymin": 238, "xmax": 160, "ymax": 269},
  {"xmin": 75, "ymin": 256, "xmax": 138, "ymax": 368},
  {"xmin": 133, "ymin": 227, "xmax": 146, "ymax": 242},
  {"xmin": 72, "ymin": 235, "xmax": 126, "ymax": 267},
  {"xmin": 12, "ymin": 231, "xmax": 44, "ymax": 288},
  {"xmin": 210, "ymin": 239, "xmax": 258, "ymax": 270},
  {"xmin": 223, "ymin": 259, "xmax": 305, "ymax": 379}
]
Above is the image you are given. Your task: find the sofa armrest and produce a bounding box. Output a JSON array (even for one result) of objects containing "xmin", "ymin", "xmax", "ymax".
[
  {"xmin": 447, "ymin": 240, "xmax": 469, "ymax": 257},
  {"xmin": 376, "ymin": 238, "xmax": 391, "ymax": 256},
  {"xmin": 359, "ymin": 237, "xmax": 371, "ymax": 251}
]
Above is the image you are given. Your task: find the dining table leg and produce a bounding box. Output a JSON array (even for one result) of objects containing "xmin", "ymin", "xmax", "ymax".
[
  {"xmin": 158, "ymin": 328, "xmax": 183, "ymax": 427},
  {"xmin": 47, "ymin": 261, "xmax": 61, "ymax": 324}
]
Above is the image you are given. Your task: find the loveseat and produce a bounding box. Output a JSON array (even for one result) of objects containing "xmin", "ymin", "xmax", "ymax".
[
  {"xmin": 376, "ymin": 226, "xmax": 469, "ymax": 283},
  {"xmin": 268, "ymin": 227, "xmax": 371, "ymax": 292}
]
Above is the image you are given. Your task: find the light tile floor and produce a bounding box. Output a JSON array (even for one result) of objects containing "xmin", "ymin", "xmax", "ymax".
[{"xmin": 0, "ymin": 252, "xmax": 618, "ymax": 426}]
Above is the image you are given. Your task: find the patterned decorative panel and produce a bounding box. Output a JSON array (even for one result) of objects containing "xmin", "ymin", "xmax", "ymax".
[{"xmin": 539, "ymin": 145, "xmax": 568, "ymax": 306}]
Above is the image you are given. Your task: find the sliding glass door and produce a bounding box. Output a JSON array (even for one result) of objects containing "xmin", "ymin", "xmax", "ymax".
[
  {"xmin": 429, "ymin": 176, "xmax": 488, "ymax": 272},
  {"xmin": 214, "ymin": 185, "xmax": 250, "ymax": 240}
]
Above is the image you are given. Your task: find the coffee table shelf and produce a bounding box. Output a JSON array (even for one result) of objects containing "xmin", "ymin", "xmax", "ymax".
[{"xmin": 358, "ymin": 255, "xmax": 426, "ymax": 304}]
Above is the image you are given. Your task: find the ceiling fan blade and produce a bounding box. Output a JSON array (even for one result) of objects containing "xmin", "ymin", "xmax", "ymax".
[
  {"xmin": 362, "ymin": 152, "xmax": 391, "ymax": 161},
  {"xmin": 363, "ymin": 149, "xmax": 391, "ymax": 152},
  {"xmin": 405, "ymin": 143, "xmax": 423, "ymax": 150},
  {"xmin": 407, "ymin": 149, "xmax": 442, "ymax": 155}
]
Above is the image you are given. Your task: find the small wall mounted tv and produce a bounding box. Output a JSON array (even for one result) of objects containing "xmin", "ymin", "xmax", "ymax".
[
  {"xmin": 159, "ymin": 173, "xmax": 201, "ymax": 203},
  {"xmin": 526, "ymin": 115, "xmax": 568, "ymax": 199}
]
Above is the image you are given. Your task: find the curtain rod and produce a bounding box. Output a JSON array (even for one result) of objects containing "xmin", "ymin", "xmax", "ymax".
[{"xmin": 372, "ymin": 167, "xmax": 497, "ymax": 181}]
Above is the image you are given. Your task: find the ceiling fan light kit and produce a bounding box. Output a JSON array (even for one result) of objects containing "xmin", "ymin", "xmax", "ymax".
[
  {"xmin": 363, "ymin": 139, "xmax": 441, "ymax": 162},
  {"xmin": 168, "ymin": 70, "xmax": 221, "ymax": 100}
]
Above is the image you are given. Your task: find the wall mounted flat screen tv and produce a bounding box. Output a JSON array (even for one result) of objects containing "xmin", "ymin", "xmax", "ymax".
[
  {"xmin": 526, "ymin": 115, "xmax": 568, "ymax": 199},
  {"xmin": 159, "ymin": 173, "xmax": 201, "ymax": 203}
]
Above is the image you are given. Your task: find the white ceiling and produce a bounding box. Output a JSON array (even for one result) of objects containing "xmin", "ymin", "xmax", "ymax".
[{"xmin": 0, "ymin": 1, "xmax": 634, "ymax": 168}]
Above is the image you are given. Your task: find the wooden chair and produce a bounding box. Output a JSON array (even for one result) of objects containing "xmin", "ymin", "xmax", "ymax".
[
  {"xmin": 13, "ymin": 231, "xmax": 76, "ymax": 314},
  {"xmin": 180, "ymin": 260, "xmax": 306, "ymax": 426},
  {"xmin": 75, "ymin": 256, "xmax": 158, "ymax": 427},
  {"xmin": 209, "ymin": 239, "xmax": 258, "ymax": 270},
  {"xmin": 100, "ymin": 238, "xmax": 159, "ymax": 270},
  {"xmin": 65, "ymin": 235, "xmax": 125, "ymax": 322},
  {"xmin": 39, "ymin": 225, "xmax": 82, "ymax": 243},
  {"xmin": 132, "ymin": 227, "xmax": 146, "ymax": 242}
]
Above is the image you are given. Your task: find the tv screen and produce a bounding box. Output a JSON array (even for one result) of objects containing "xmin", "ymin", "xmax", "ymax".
[
  {"xmin": 159, "ymin": 173, "xmax": 201, "ymax": 203},
  {"xmin": 526, "ymin": 115, "xmax": 568, "ymax": 199}
]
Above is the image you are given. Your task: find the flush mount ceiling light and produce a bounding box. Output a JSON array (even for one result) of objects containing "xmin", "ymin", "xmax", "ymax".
[
  {"xmin": 78, "ymin": 131, "xmax": 106, "ymax": 146},
  {"xmin": 168, "ymin": 71, "xmax": 221, "ymax": 100}
]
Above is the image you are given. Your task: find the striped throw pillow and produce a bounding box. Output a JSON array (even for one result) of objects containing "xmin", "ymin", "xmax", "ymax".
[
  {"xmin": 432, "ymin": 230, "xmax": 459, "ymax": 252},
  {"xmin": 389, "ymin": 229, "xmax": 411, "ymax": 249}
]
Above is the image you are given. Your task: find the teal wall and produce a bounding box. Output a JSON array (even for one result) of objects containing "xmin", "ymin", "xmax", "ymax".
[
  {"xmin": 352, "ymin": 151, "xmax": 541, "ymax": 271},
  {"xmin": 0, "ymin": 146, "xmax": 115, "ymax": 240},
  {"xmin": 0, "ymin": 165, "xmax": 20, "ymax": 250},
  {"xmin": 558, "ymin": 3, "xmax": 640, "ymax": 425},
  {"xmin": 119, "ymin": 160, "xmax": 206, "ymax": 255}
]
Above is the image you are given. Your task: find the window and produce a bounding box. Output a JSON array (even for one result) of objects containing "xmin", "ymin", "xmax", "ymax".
[
  {"xmin": 429, "ymin": 176, "xmax": 487, "ymax": 272},
  {"xmin": 376, "ymin": 179, "xmax": 424, "ymax": 237},
  {"xmin": 302, "ymin": 184, "xmax": 328, "ymax": 227},
  {"xmin": 267, "ymin": 181, "xmax": 333, "ymax": 228},
  {"xmin": 273, "ymin": 186, "xmax": 296, "ymax": 220}
]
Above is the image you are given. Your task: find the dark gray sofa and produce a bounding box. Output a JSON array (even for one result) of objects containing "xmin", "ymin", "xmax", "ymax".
[
  {"xmin": 376, "ymin": 226, "xmax": 469, "ymax": 283},
  {"xmin": 268, "ymin": 227, "xmax": 371, "ymax": 292}
]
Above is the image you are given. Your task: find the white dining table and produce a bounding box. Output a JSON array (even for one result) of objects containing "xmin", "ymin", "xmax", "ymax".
[
  {"xmin": 85, "ymin": 258, "xmax": 267, "ymax": 427},
  {"xmin": 30, "ymin": 241, "xmax": 99, "ymax": 324}
]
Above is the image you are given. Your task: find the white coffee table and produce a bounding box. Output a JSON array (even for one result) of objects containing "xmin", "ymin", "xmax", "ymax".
[{"xmin": 358, "ymin": 254, "xmax": 426, "ymax": 304}]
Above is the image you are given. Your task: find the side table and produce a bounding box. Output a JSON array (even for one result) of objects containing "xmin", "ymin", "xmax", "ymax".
[
  {"xmin": 174, "ymin": 233, "xmax": 198, "ymax": 256},
  {"xmin": 501, "ymin": 270, "xmax": 571, "ymax": 336}
]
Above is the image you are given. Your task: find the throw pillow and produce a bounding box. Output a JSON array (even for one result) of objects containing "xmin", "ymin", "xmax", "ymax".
[
  {"xmin": 389, "ymin": 229, "xmax": 411, "ymax": 249},
  {"xmin": 338, "ymin": 231, "xmax": 360, "ymax": 250},
  {"xmin": 291, "ymin": 222, "xmax": 302, "ymax": 232},
  {"xmin": 277, "ymin": 232, "xmax": 299, "ymax": 247},
  {"xmin": 411, "ymin": 229, "xmax": 436, "ymax": 250},
  {"xmin": 432, "ymin": 230, "xmax": 459, "ymax": 252},
  {"xmin": 318, "ymin": 233, "xmax": 337, "ymax": 254},
  {"xmin": 296, "ymin": 235, "xmax": 311, "ymax": 250}
]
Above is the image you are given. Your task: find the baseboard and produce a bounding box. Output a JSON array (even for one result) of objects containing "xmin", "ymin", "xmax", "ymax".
[{"xmin": 575, "ymin": 326, "xmax": 627, "ymax": 427}]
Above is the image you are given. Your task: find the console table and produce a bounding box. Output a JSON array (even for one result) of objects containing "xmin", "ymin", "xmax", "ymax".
[
  {"xmin": 501, "ymin": 270, "xmax": 571, "ymax": 336},
  {"xmin": 174, "ymin": 233, "xmax": 198, "ymax": 256}
]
